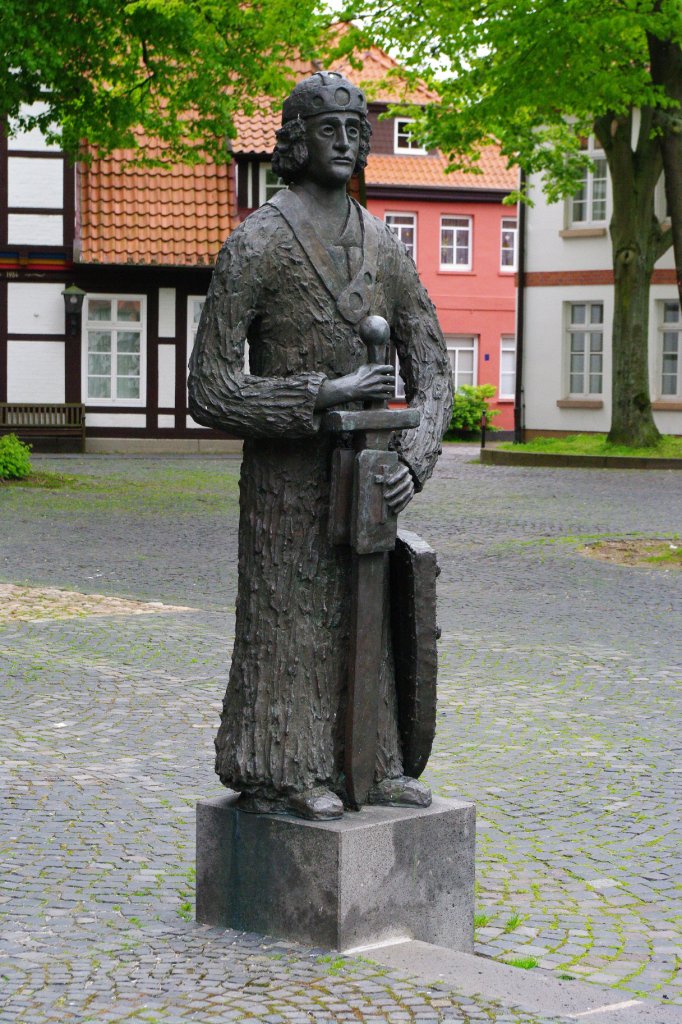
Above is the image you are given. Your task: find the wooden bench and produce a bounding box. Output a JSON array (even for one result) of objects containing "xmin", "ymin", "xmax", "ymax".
[{"xmin": 0, "ymin": 403, "xmax": 86, "ymax": 453}]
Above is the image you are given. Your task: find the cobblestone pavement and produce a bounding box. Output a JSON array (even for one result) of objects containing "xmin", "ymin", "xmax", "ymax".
[{"xmin": 1, "ymin": 449, "xmax": 681, "ymax": 1021}]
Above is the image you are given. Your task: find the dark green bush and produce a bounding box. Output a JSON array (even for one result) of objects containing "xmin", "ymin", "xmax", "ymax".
[
  {"xmin": 445, "ymin": 384, "xmax": 500, "ymax": 439},
  {"xmin": 0, "ymin": 433, "xmax": 32, "ymax": 480}
]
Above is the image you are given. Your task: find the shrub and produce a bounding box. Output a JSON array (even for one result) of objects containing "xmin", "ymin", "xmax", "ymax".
[
  {"xmin": 446, "ymin": 384, "xmax": 500, "ymax": 439},
  {"xmin": 0, "ymin": 433, "xmax": 32, "ymax": 480}
]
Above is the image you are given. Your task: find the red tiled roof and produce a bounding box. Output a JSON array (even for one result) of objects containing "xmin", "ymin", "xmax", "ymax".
[
  {"xmin": 78, "ymin": 135, "xmax": 237, "ymax": 267},
  {"xmin": 366, "ymin": 149, "xmax": 518, "ymax": 192},
  {"xmin": 232, "ymin": 44, "xmax": 514, "ymax": 193}
]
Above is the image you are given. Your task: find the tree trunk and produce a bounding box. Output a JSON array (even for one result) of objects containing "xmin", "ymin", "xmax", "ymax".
[
  {"xmin": 595, "ymin": 111, "xmax": 668, "ymax": 447},
  {"xmin": 648, "ymin": 32, "xmax": 682, "ymax": 305}
]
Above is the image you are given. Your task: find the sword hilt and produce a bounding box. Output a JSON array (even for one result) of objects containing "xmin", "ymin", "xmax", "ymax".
[{"xmin": 359, "ymin": 315, "xmax": 391, "ymax": 411}]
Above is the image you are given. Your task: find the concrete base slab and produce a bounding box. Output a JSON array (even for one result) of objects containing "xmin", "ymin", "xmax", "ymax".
[
  {"xmin": 196, "ymin": 792, "xmax": 475, "ymax": 953},
  {"xmin": 367, "ymin": 940, "xmax": 682, "ymax": 1023}
]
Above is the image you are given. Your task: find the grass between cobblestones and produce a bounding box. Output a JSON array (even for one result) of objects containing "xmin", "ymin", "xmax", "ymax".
[{"xmin": 1, "ymin": 451, "xmax": 681, "ymax": 1022}]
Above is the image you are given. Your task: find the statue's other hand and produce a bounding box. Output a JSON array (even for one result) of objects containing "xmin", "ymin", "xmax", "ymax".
[{"xmin": 383, "ymin": 463, "xmax": 415, "ymax": 514}]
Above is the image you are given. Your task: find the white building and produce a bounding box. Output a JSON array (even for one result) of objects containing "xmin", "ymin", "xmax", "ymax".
[{"xmin": 520, "ymin": 149, "xmax": 681, "ymax": 438}]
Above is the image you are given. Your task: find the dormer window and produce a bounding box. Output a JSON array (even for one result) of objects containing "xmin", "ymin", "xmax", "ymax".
[{"xmin": 394, "ymin": 119, "xmax": 426, "ymax": 154}]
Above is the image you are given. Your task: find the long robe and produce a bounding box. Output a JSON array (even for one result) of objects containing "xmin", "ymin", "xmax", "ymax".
[{"xmin": 188, "ymin": 193, "xmax": 452, "ymax": 805}]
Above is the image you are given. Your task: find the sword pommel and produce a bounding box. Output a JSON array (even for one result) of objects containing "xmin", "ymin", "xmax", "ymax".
[{"xmin": 359, "ymin": 315, "xmax": 390, "ymax": 365}]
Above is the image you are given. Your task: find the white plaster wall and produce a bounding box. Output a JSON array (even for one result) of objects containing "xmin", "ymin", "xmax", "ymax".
[
  {"xmin": 158, "ymin": 288, "xmax": 176, "ymax": 338},
  {"xmin": 8, "ymin": 282, "xmax": 65, "ymax": 334},
  {"xmin": 8, "ymin": 213, "xmax": 63, "ymax": 246},
  {"xmin": 523, "ymin": 285, "xmax": 613, "ymax": 432},
  {"xmin": 85, "ymin": 413, "xmax": 147, "ymax": 428},
  {"xmin": 8, "ymin": 158, "xmax": 63, "ymax": 208},
  {"xmin": 157, "ymin": 345, "xmax": 176, "ymax": 407},
  {"xmin": 7, "ymin": 102, "xmax": 61, "ymax": 152},
  {"xmin": 186, "ymin": 415, "xmax": 209, "ymax": 430},
  {"xmin": 7, "ymin": 341, "xmax": 65, "ymax": 402},
  {"xmin": 158, "ymin": 414, "xmax": 175, "ymax": 429},
  {"xmin": 525, "ymin": 173, "xmax": 675, "ymax": 274}
]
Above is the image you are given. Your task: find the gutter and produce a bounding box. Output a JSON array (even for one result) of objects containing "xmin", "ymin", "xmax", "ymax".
[{"xmin": 514, "ymin": 169, "xmax": 527, "ymax": 443}]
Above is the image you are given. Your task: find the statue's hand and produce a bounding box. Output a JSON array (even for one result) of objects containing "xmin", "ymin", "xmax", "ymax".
[
  {"xmin": 315, "ymin": 364, "xmax": 394, "ymax": 410},
  {"xmin": 383, "ymin": 463, "xmax": 415, "ymax": 514}
]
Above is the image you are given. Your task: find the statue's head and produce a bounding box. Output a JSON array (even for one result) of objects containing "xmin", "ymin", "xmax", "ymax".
[{"xmin": 272, "ymin": 71, "xmax": 372, "ymax": 185}]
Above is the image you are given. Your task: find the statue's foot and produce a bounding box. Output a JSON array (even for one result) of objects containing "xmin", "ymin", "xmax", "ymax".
[
  {"xmin": 287, "ymin": 787, "xmax": 344, "ymax": 821},
  {"xmin": 237, "ymin": 792, "xmax": 286, "ymax": 815},
  {"xmin": 368, "ymin": 776, "xmax": 432, "ymax": 808}
]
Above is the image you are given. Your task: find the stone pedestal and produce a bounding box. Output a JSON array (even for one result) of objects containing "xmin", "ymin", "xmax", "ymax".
[{"xmin": 196, "ymin": 793, "xmax": 475, "ymax": 952}]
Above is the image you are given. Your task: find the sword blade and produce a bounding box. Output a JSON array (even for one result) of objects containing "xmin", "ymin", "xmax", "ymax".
[{"xmin": 345, "ymin": 550, "xmax": 387, "ymax": 808}]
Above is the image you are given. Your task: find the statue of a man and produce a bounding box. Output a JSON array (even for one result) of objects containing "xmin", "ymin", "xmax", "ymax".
[{"xmin": 188, "ymin": 71, "xmax": 452, "ymax": 821}]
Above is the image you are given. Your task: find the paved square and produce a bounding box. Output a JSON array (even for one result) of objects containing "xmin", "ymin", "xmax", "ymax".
[{"xmin": 1, "ymin": 449, "xmax": 680, "ymax": 1022}]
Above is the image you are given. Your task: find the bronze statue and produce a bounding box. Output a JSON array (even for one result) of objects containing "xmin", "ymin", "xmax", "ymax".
[{"xmin": 188, "ymin": 71, "xmax": 452, "ymax": 821}]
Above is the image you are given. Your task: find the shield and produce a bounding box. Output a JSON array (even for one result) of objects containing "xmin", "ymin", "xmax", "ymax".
[{"xmin": 390, "ymin": 529, "xmax": 440, "ymax": 779}]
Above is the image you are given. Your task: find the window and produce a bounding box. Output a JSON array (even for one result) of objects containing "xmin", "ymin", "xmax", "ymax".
[
  {"xmin": 259, "ymin": 163, "xmax": 285, "ymax": 204},
  {"xmin": 567, "ymin": 302, "xmax": 603, "ymax": 396},
  {"xmin": 385, "ymin": 213, "xmax": 416, "ymax": 261},
  {"xmin": 500, "ymin": 336, "xmax": 516, "ymax": 399},
  {"xmin": 569, "ymin": 140, "xmax": 608, "ymax": 225},
  {"xmin": 187, "ymin": 296, "xmax": 205, "ymax": 354},
  {"xmin": 83, "ymin": 296, "xmax": 145, "ymax": 403},
  {"xmin": 394, "ymin": 119, "xmax": 426, "ymax": 154},
  {"xmin": 500, "ymin": 217, "xmax": 517, "ymax": 271},
  {"xmin": 446, "ymin": 336, "xmax": 477, "ymax": 390},
  {"xmin": 659, "ymin": 300, "xmax": 681, "ymax": 397},
  {"xmin": 394, "ymin": 351, "xmax": 406, "ymax": 399},
  {"xmin": 440, "ymin": 216, "xmax": 472, "ymax": 271}
]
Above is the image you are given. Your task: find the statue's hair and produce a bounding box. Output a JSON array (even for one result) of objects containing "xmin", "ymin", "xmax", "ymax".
[{"xmin": 271, "ymin": 115, "xmax": 372, "ymax": 185}]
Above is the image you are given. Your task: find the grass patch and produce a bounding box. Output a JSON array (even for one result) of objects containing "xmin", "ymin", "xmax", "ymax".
[
  {"xmin": 503, "ymin": 912, "xmax": 523, "ymax": 934},
  {"xmin": 0, "ymin": 470, "xmax": 85, "ymax": 489},
  {"xmin": 498, "ymin": 433, "xmax": 682, "ymax": 458},
  {"xmin": 474, "ymin": 911, "xmax": 491, "ymax": 929},
  {"xmin": 1, "ymin": 463, "xmax": 240, "ymax": 514},
  {"xmin": 506, "ymin": 956, "xmax": 539, "ymax": 969}
]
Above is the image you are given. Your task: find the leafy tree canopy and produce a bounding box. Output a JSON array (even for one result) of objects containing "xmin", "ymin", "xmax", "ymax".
[
  {"xmin": 340, "ymin": 0, "xmax": 682, "ymax": 201},
  {"xmin": 0, "ymin": 0, "xmax": 327, "ymax": 164}
]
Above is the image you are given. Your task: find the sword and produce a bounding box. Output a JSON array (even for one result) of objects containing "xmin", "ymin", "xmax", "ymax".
[{"xmin": 324, "ymin": 316, "xmax": 420, "ymax": 809}]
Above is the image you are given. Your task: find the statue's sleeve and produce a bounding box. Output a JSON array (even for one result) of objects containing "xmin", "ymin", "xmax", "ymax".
[
  {"xmin": 389, "ymin": 238, "xmax": 454, "ymax": 490},
  {"xmin": 188, "ymin": 225, "xmax": 325, "ymax": 439}
]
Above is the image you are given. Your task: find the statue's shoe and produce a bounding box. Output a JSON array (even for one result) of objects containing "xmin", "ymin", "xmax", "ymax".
[
  {"xmin": 287, "ymin": 787, "xmax": 344, "ymax": 821},
  {"xmin": 367, "ymin": 776, "xmax": 432, "ymax": 808}
]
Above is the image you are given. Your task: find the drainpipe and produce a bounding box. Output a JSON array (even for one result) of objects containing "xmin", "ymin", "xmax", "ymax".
[{"xmin": 514, "ymin": 169, "xmax": 527, "ymax": 444}]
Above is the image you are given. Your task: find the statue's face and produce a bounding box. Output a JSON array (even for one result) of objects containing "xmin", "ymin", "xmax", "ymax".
[{"xmin": 302, "ymin": 112, "xmax": 362, "ymax": 188}]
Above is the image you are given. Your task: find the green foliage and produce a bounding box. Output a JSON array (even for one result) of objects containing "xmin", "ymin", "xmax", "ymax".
[
  {"xmin": 446, "ymin": 384, "xmax": 500, "ymax": 439},
  {"xmin": 342, "ymin": 1, "xmax": 680, "ymax": 200},
  {"xmin": 0, "ymin": 434, "xmax": 32, "ymax": 480},
  {"xmin": 0, "ymin": 0, "xmax": 327, "ymax": 164}
]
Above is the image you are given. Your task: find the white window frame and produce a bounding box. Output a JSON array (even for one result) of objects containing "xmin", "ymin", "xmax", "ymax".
[
  {"xmin": 568, "ymin": 138, "xmax": 608, "ymax": 226},
  {"xmin": 446, "ymin": 335, "xmax": 478, "ymax": 391},
  {"xmin": 440, "ymin": 216, "xmax": 472, "ymax": 272},
  {"xmin": 394, "ymin": 118, "xmax": 426, "ymax": 155},
  {"xmin": 658, "ymin": 299, "xmax": 681, "ymax": 399},
  {"xmin": 385, "ymin": 212, "xmax": 417, "ymax": 262},
  {"xmin": 499, "ymin": 335, "xmax": 516, "ymax": 399},
  {"xmin": 81, "ymin": 294, "xmax": 146, "ymax": 406},
  {"xmin": 565, "ymin": 301, "xmax": 604, "ymax": 397},
  {"xmin": 500, "ymin": 217, "xmax": 518, "ymax": 272},
  {"xmin": 259, "ymin": 162, "xmax": 285, "ymax": 205}
]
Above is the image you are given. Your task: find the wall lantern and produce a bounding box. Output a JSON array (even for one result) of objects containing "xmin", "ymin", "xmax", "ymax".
[{"xmin": 62, "ymin": 284, "xmax": 87, "ymax": 336}]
